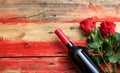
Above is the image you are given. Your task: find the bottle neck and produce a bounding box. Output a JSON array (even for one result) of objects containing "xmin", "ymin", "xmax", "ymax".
[
  {"xmin": 55, "ymin": 28, "xmax": 75, "ymax": 49},
  {"xmin": 66, "ymin": 41, "xmax": 74, "ymax": 49}
]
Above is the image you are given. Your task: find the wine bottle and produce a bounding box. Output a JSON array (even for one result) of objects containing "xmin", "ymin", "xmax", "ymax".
[{"xmin": 55, "ymin": 28, "xmax": 103, "ymax": 73}]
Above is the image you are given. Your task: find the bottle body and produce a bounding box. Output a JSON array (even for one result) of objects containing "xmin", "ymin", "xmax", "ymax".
[{"xmin": 68, "ymin": 45, "xmax": 103, "ymax": 73}]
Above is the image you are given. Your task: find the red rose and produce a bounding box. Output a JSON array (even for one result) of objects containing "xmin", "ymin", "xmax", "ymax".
[
  {"xmin": 80, "ymin": 18, "xmax": 96, "ymax": 35},
  {"xmin": 99, "ymin": 21, "xmax": 116, "ymax": 37}
]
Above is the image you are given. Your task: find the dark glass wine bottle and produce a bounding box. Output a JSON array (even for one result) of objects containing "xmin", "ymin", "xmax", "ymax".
[{"xmin": 55, "ymin": 28, "xmax": 104, "ymax": 73}]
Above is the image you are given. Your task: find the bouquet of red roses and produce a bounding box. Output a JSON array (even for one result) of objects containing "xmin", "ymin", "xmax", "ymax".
[{"xmin": 80, "ymin": 18, "xmax": 120, "ymax": 73}]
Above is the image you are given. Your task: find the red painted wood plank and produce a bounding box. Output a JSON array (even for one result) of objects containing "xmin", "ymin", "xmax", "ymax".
[
  {"xmin": 0, "ymin": 40, "xmax": 87, "ymax": 57},
  {"xmin": 0, "ymin": 57, "xmax": 80, "ymax": 73},
  {"xmin": 0, "ymin": 57, "xmax": 120, "ymax": 72}
]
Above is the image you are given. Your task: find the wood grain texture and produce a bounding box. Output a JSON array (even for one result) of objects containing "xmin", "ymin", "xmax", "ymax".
[
  {"xmin": 0, "ymin": 57, "xmax": 80, "ymax": 73},
  {"xmin": 0, "ymin": 41, "xmax": 86, "ymax": 57},
  {"xmin": 0, "ymin": 22, "xmax": 120, "ymax": 41},
  {"xmin": 0, "ymin": 23, "xmax": 85, "ymax": 41},
  {"xmin": 0, "ymin": 0, "xmax": 120, "ymax": 22},
  {"xmin": 0, "ymin": 57, "xmax": 119, "ymax": 73}
]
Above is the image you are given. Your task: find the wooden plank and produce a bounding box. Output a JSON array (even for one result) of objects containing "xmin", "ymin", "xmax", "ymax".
[
  {"xmin": 0, "ymin": 57, "xmax": 80, "ymax": 73},
  {"xmin": 0, "ymin": 0, "xmax": 120, "ymax": 22},
  {"xmin": 1, "ymin": 0, "xmax": 120, "ymax": 4},
  {"xmin": 0, "ymin": 57, "xmax": 119, "ymax": 73},
  {"xmin": 0, "ymin": 23, "xmax": 120, "ymax": 41},
  {"xmin": 0, "ymin": 23, "xmax": 86, "ymax": 41},
  {"xmin": 0, "ymin": 41, "xmax": 86, "ymax": 57}
]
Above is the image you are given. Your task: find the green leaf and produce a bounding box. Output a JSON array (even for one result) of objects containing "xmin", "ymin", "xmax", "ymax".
[
  {"xmin": 88, "ymin": 42, "xmax": 101, "ymax": 49},
  {"xmin": 108, "ymin": 53, "xmax": 120, "ymax": 63},
  {"xmin": 114, "ymin": 32, "xmax": 120, "ymax": 51},
  {"xmin": 92, "ymin": 30, "xmax": 103, "ymax": 45},
  {"xmin": 88, "ymin": 30, "xmax": 104, "ymax": 52},
  {"xmin": 108, "ymin": 35, "xmax": 116, "ymax": 44},
  {"xmin": 115, "ymin": 32, "xmax": 120, "ymax": 41},
  {"xmin": 91, "ymin": 56, "xmax": 101, "ymax": 66},
  {"xmin": 88, "ymin": 42, "xmax": 100, "ymax": 52},
  {"xmin": 103, "ymin": 42, "xmax": 113, "ymax": 57},
  {"xmin": 88, "ymin": 48, "xmax": 96, "ymax": 52},
  {"xmin": 115, "ymin": 41, "xmax": 120, "ymax": 51}
]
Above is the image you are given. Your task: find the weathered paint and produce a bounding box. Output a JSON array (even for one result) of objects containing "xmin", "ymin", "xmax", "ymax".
[{"xmin": 0, "ymin": 40, "xmax": 87, "ymax": 57}]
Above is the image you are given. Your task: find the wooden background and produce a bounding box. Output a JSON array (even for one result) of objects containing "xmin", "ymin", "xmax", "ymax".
[{"xmin": 0, "ymin": 0, "xmax": 120, "ymax": 73}]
